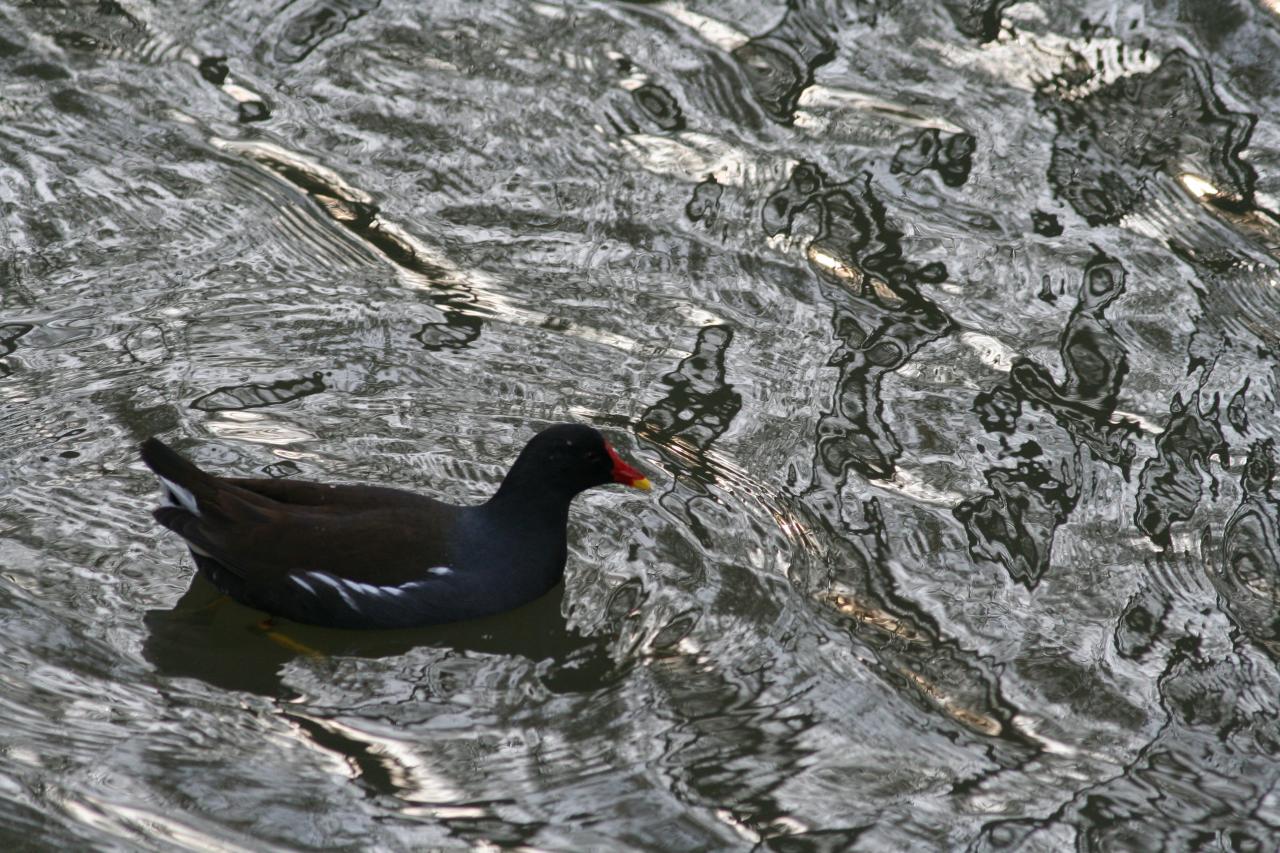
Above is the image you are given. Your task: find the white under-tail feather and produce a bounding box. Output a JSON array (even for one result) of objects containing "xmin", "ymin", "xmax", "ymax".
[{"xmin": 158, "ymin": 476, "xmax": 201, "ymax": 516}]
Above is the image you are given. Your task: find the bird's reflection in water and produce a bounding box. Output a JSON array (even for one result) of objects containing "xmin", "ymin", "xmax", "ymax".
[{"xmin": 143, "ymin": 574, "xmax": 616, "ymax": 699}]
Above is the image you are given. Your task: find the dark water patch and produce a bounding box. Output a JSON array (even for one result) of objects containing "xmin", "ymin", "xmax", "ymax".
[
  {"xmin": 1176, "ymin": 0, "xmax": 1250, "ymax": 52},
  {"xmin": 190, "ymin": 371, "xmax": 328, "ymax": 412},
  {"xmin": 644, "ymin": 646, "xmax": 818, "ymax": 846},
  {"xmin": 630, "ymin": 82, "xmax": 685, "ymax": 132},
  {"xmin": 0, "ymin": 322, "xmax": 33, "ymax": 377},
  {"xmin": 686, "ymin": 176, "xmax": 723, "ymax": 226},
  {"xmin": 0, "ymin": 797, "xmax": 71, "ymax": 850},
  {"xmin": 1227, "ymin": 377, "xmax": 1250, "ymax": 434},
  {"xmin": 1133, "ymin": 388, "xmax": 1228, "ymax": 549},
  {"xmin": 890, "ymin": 128, "xmax": 977, "ymax": 188},
  {"xmin": 262, "ymin": 458, "xmax": 301, "ymax": 478},
  {"xmin": 763, "ymin": 163, "xmax": 951, "ymax": 483},
  {"xmin": 973, "ymin": 384, "xmax": 1021, "ymax": 434},
  {"xmin": 412, "ymin": 316, "xmax": 481, "ymax": 352},
  {"xmin": 1036, "ymin": 274, "xmax": 1060, "ymax": 304},
  {"xmin": 439, "ymin": 816, "xmax": 542, "ymax": 849},
  {"xmin": 272, "ymin": 0, "xmax": 380, "ymax": 65},
  {"xmin": 144, "ymin": 575, "xmax": 602, "ymax": 699},
  {"xmin": 14, "ymin": 61, "xmax": 70, "ymax": 81},
  {"xmin": 1110, "ymin": 551, "xmax": 1217, "ymax": 666},
  {"xmin": 977, "ymin": 250, "xmax": 1138, "ymax": 473},
  {"xmin": 282, "ymin": 711, "xmax": 403, "ymax": 797},
  {"xmin": 197, "ymin": 55, "xmax": 228, "ymax": 85},
  {"xmin": 1115, "ymin": 581, "xmax": 1173, "ymax": 662},
  {"xmin": 638, "ymin": 324, "xmax": 741, "ymax": 485},
  {"xmin": 732, "ymin": 2, "xmax": 836, "ymax": 124},
  {"xmin": 1031, "ymin": 210, "xmax": 1062, "ymax": 237},
  {"xmin": 630, "ymin": 14, "xmax": 770, "ymax": 133},
  {"xmin": 48, "ymin": 87, "xmax": 99, "ymax": 118},
  {"xmin": 1214, "ymin": 440, "xmax": 1280, "ymax": 660},
  {"xmin": 0, "ymin": 33, "xmax": 24, "ymax": 57},
  {"xmin": 941, "ymin": 0, "xmax": 1015, "ymax": 43},
  {"xmin": 237, "ymin": 99, "xmax": 271, "ymax": 123},
  {"xmin": 0, "ymin": 322, "xmax": 32, "ymax": 358},
  {"xmin": 955, "ymin": 452, "xmax": 1080, "ymax": 590},
  {"xmin": 636, "ymin": 324, "xmax": 749, "ymax": 551},
  {"xmin": 762, "ymin": 162, "xmax": 824, "ymax": 238},
  {"xmin": 1039, "ymin": 48, "xmax": 1258, "ymax": 225},
  {"xmin": 96, "ymin": 0, "xmax": 136, "ymax": 19},
  {"xmin": 963, "ymin": 251, "xmax": 1139, "ymax": 584},
  {"xmin": 1030, "ymin": 251, "xmax": 1129, "ymax": 414}
]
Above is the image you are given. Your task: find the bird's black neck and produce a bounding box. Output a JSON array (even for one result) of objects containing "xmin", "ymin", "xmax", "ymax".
[
  {"xmin": 487, "ymin": 447, "xmax": 582, "ymax": 512},
  {"xmin": 484, "ymin": 478, "xmax": 575, "ymax": 525},
  {"xmin": 478, "ymin": 482, "xmax": 573, "ymax": 591}
]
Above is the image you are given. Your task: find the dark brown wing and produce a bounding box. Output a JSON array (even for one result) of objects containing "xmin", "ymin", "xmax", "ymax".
[
  {"xmin": 161, "ymin": 484, "xmax": 460, "ymax": 586},
  {"xmin": 223, "ymin": 477, "xmax": 441, "ymax": 510},
  {"xmin": 142, "ymin": 437, "xmax": 461, "ymax": 586}
]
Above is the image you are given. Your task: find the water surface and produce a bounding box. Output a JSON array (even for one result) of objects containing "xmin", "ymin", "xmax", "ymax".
[{"xmin": 3, "ymin": 0, "xmax": 1280, "ymax": 849}]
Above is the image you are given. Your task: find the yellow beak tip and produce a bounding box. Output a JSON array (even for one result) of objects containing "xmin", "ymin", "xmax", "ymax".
[{"xmin": 632, "ymin": 477, "xmax": 652, "ymax": 492}]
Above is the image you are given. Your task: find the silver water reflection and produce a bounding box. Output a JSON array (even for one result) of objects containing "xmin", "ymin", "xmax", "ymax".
[{"xmin": 3, "ymin": 0, "xmax": 1280, "ymax": 849}]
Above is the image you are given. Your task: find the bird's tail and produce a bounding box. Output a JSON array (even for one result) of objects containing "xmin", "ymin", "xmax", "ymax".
[{"xmin": 139, "ymin": 437, "xmax": 219, "ymax": 519}]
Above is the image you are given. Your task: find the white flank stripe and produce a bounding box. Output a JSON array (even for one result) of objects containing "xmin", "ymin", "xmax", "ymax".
[
  {"xmin": 159, "ymin": 476, "xmax": 200, "ymax": 516},
  {"xmin": 306, "ymin": 573, "xmax": 361, "ymax": 612},
  {"xmin": 293, "ymin": 573, "xmax": 447, "ymax": 610},
  {"xmin": 291, "ymin": 575, "xmax": 318, "ymax": 596},
  {"xmin": 342, "ymin": 579, "xmax": 384, "ymax": 598}
]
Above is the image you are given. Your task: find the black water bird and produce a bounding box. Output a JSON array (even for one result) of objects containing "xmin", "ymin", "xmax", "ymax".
[{"xmin": 141, "ymin": 424, "xmax": 650, "ymax": 629}]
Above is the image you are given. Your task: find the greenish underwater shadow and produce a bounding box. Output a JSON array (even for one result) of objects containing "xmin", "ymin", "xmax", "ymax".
[{"xmin": 142, "ymin": 574, "xmax": 619, "ymax": 699}]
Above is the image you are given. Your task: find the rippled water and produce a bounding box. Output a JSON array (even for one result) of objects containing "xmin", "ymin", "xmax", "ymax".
[{"xmin": 3, "ymin": 0, "xmax": 1280, "ymax": 849}]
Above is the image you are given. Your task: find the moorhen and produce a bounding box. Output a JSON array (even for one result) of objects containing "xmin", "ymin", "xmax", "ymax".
[{"xmin": 141, "ymin": 423, "xmax": 651, "ymax": 629}]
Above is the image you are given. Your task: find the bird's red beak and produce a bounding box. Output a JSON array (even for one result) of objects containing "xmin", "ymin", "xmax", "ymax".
[{"xmin": 606, "ymin": 443, "xmax": 651, "ymax": 491}]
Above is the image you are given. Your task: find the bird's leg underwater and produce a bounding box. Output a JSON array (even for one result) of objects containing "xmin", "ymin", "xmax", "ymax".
[{"xmin": 253, "ymin": 616, "xmax": 326, "ymax": 659}]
